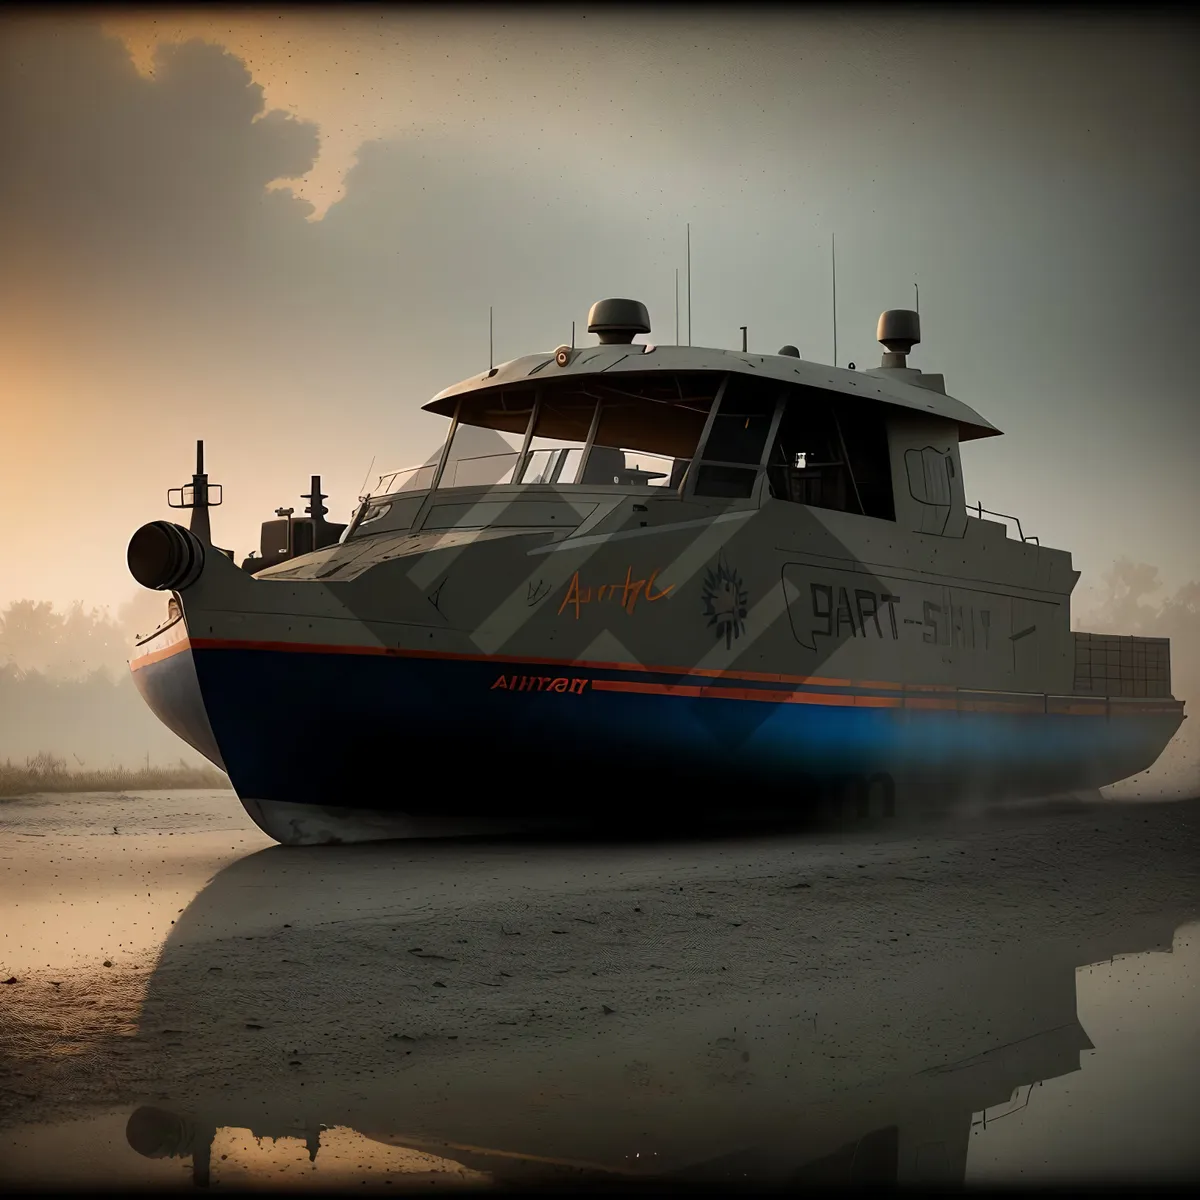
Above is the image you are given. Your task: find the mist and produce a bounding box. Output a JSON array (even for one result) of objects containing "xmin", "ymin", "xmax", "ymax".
[
  {"xmin": 0, "ymin": 592, "xmax": 212, "ymax": 769},
  {"xmin": 1073, "ymin": 562, "xmax": 1200, "ymax": 795}
]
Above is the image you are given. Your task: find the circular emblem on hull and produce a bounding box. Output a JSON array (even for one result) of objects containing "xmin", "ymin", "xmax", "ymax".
[{"xmin": 701, "ymin": 561, "xmax": 748, "ymax": 649}]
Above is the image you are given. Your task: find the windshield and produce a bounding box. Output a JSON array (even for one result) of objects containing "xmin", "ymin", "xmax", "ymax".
[
  {"xmin": 409, "ymin": 372, "xmax": 720, "ymax": 496},
  {"xmin": 377, "ymin": 444, "xmax": 675, "ymax": 492}
]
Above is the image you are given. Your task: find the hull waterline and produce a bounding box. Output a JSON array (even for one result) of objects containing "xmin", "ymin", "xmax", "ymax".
[{"xmin": 130, "ymin": 627, "xmax": 1184, "ymax": 846}]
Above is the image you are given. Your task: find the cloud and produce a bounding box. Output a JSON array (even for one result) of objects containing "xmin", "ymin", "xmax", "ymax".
[
  {"xmin": 0, "ymin": 13, "xmax": 1197, "ymax": 616},
  {"xmin": 0, "ymin": 20, "xmax": 667, "ymax": 387},
  {"xmin": 0, "ymin": 19, "xmax": 678, "ymax": 610},
  {"xmin": 0, "ymin": 25, "xmax": 317, "ymax": 274}
]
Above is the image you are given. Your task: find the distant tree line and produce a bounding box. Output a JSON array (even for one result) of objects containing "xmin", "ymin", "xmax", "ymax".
[
  {"xmin": 1074, "ymin": 560, "xmax": 1200, "ymax": 701},
  {"xmin": 0, "ymin": 593, "xmax": 211, "ymax": 769}
]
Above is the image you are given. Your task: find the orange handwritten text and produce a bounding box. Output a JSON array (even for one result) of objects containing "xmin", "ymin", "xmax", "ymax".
[
  {"xmin": 491, "ymin": 674, "xmax": 590, "ymax": 695},
  {"xmin": 557, "ymin": 566, "xmax": 673, "ymax": 619}
]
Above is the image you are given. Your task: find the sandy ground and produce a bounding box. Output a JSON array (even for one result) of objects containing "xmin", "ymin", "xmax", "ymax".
[{"xmin": 1, "ymin": 776, "xmax": 1199, "ymax": 1188}]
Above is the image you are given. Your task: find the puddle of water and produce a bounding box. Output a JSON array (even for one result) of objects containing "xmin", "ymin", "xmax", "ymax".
[
  {"xmin": 0, "ymin": 1111, "xmax": 193, "ymax": 1191},
  {"xmin": 2, "ymin": 791, "xmax": 1198, "ymax": 1187},
  {"xmin": 3, "ymin": 922, "xmax": 1196, "ymax": 1187},
  {"xmin": 966, "ymin": 923, "xmax": 1200, "ymax": 1184},
  {"xmin": 0, "ymin": 1110, "xmax": 488, "ymax": 1189}
]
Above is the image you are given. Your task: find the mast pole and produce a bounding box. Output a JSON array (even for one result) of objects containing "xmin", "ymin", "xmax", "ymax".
[
  {"xmin": 831, "ymin": 233, "xmax": 838, "ymax": 368},
  {"xmin": 189, "ymin": 439, "xmax": 211, "ymax": 545},
  {"xmin": 686, "ymin": 223, "xmax": 692, "ymax": 347}
]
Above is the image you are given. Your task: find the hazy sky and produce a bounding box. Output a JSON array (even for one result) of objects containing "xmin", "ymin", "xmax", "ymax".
[{"xmin": 1, "ymin": 9, "xmax": 1197, "ymax": 615}]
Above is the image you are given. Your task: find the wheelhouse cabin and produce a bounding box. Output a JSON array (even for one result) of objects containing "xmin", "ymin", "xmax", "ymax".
[{"xmin": 343, "ymin": 329, "xmax": 1000, "ymax": 544}]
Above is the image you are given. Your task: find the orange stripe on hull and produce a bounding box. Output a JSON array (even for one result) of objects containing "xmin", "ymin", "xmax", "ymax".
[
  {"xmin": 128, "ymin": 635, "xmax": 191, "ymax": 670},
  {"xmin": 134, "ymin": 635, "xmax": 922, "ymax": 693},
  {"xmin": 591, "ymin": 679, "xmax": 863, "ymax": 706},
  {"xmin": 127, "ymin": 634, "xmax": 1183, "ymax": 718}
]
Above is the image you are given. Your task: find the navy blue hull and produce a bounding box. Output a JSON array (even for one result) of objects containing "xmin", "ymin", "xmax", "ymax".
[{"xmin": 132, "ymin": 643, "xmax": 1183, "ymax": 820}]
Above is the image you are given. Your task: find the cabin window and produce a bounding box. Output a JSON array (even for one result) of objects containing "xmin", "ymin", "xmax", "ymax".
[
  {"xmin": 511, "ymin": 390, "xmax": 596, "ymax": 485},
  {"xmin": 580, "ymin": 397, "xmax": 683, "ymax": 486},
  {"xmin": 430, "ymin": 373, "xmax": 719, "ymax": 492},
  {"xmin": 765, "ymin": 390, "xmax": 895, "ymax": 520},
  {"xmin": 689, "ymin": 375, "xmax": 779, "ymax": 499}
]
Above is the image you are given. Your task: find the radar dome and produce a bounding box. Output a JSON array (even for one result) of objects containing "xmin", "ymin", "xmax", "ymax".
[
  {"xmin": 877, "ymin": 310, "xmax": 921, "ymax": 354},
  {"xmin": 587, "ymin": 299, "xmax": 650, "ymax": 344}
]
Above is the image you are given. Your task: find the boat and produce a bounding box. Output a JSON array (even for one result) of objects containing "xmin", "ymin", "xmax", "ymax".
[{"xmin": 126, "ymin": 299, "xmax": 1186, "ymax": 846}]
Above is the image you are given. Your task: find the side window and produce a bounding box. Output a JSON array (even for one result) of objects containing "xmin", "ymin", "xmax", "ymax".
[
  {"xmin": 766, "ymin": 391, "xmax": 895, "ymax": 521},
  {"xmin": 691, "ymin": 375, "xmax": 777, "ymax": 499}
]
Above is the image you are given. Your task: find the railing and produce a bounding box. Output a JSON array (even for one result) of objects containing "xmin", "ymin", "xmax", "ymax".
[
  {"xmin": 447, "ymin": 450, "xmax": 521, "ymax": 486},
  {"xmin": 374, "ymin": 452, "xmax": 526, "ymax": 495},
  {"xmin": 374, "ymin": 463, "xmax": 436, "ymax": 494},
  {"xmin": 373, "ymin": 451, "xmax": 533, "ymax": 492},
  {"xmin": 966, "ymin": 501, "xmax": 1039, "ymax": 545}
]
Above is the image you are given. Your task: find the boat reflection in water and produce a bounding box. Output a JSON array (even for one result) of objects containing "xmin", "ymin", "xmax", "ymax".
[{"xmin": 120, "ymin": 845, "xmax": 1197, "ymax": 1189}]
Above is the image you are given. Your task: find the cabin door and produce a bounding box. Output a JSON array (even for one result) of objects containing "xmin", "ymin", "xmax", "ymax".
[{"xmin": 904, "ymin": 446, "xmax": 954, "ymax": 536}]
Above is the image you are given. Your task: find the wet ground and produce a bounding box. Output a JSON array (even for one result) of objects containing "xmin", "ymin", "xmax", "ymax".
[{"xmin": 1, "ymin": 781, "xmax": 1198, "ymax": 1190}]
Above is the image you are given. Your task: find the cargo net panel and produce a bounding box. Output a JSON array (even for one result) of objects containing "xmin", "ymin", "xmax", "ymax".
[{"xmin": 1073, "ymin": 632, "xmax": 1171, "ymax": 698}]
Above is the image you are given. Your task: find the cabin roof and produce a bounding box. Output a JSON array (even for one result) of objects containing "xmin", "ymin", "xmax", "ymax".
[{"xmin": 422, "ymin": 344, "xmax": 1002, "ymax": 441}]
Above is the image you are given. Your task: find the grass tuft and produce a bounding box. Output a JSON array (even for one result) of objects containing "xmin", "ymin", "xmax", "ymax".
[{"xmin": 0, "ymin": 751, "xmax": 231, "ymax": 797}]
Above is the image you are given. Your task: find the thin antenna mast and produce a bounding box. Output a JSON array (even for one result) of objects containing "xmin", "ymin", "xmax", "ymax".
[
  {"xmin": 489, "ymin": 306, "xmax": 493, "ymax": 369},
  {"xmin": 675, "ymin": 268, "xmax": 679, "ymax": 345},
  {"xmin": 831, "ymin": 233, "xmax": 838, "ymax": 368},
  {"xmin": 356, "ymin": 454, "xmax": 376, "ymax": 499},
  {"xmin": 686, "ymin": 223, "xmax": 692, "ymax": 347},
  {"xmin": 571, "ymin": 320, "xmax": 575, "ymax": 349},
  {"xmin": 740, "ymin": 326, "xmax": 747, "ymax": 352},
  {"xmin": 914, "ymin": 282, "xmax": 919, "ymax": 314}
]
